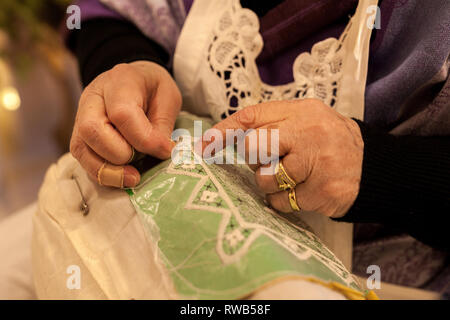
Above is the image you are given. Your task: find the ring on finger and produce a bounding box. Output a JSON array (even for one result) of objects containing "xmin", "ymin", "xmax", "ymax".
[
  {"xmin": 127, "ymin": 146, "xmax": 136, "ymax": 164},
  {"xmin": 288, "ymin": 188, "xmax": 301, "ymax": 212},
  {"xmin": 275, "ymin": 161, "xmax": 296, "ymax": 191}
]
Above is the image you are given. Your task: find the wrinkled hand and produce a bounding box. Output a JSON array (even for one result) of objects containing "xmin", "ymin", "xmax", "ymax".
[
  {"xmin": 70, "ymin": 61, "xmax": 181, "ymax": 187},
  {"xmin": 211, "ymin": 99, "xmax": 364, "ymax": 218}
]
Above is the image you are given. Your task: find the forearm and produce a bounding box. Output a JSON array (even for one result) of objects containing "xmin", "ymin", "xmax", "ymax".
[
  {"xmin": 68, "ymin": 18, "xmax": 169, "ymax": 87},
  {"xmin": 335, "ymin": 120, "xmax": 450, "ymax": 250}
]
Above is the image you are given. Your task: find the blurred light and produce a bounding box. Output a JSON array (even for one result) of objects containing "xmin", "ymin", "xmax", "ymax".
[{"xmin": 1, "ymin": 86, "xmax": 21, "ymax": 111}]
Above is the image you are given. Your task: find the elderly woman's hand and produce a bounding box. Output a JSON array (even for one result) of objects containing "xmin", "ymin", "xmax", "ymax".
[
  {"xmin": 212, "ymin": 99, "xmax": 364, "ymax": 218},
  {"xmin": 70, "ymin": 61, "xmax": 181, "ymax": 187}
]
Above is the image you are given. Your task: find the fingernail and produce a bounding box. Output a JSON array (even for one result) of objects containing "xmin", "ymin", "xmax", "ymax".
[
  {"xmin": 123, "ymin": 174, "xmax": 138, "ymax": 187},
  {"xmin": 123, "ymin": 167, "xmax": 140, "ymax": 187}
]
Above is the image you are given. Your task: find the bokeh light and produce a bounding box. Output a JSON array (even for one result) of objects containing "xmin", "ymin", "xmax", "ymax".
[{"xmin": 0, "ymin": 86, "xmax": 21, "ymax": 111}]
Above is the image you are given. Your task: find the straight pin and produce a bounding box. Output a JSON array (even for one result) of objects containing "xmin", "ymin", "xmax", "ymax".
[{"xmin": 72, "ymin": 175, "xmax": 89, "ymax": 216}]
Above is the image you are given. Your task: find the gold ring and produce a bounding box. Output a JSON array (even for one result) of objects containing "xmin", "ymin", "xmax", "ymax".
[
  {"xmin": 275, "ymin": 161, "xmax": 296, "ymax": 191},
  {"xmin": 288, "ymin": 188, "xmax": 301, "ymax": 211},
  {"xmin": 127, "ymin": 146, "xmax": 136, "ymax": 164}
]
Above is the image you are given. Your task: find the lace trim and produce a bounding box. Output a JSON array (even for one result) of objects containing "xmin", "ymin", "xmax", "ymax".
[{"xmin": 206, "ymin": 0, "xmax": 352, "ymax": 121}]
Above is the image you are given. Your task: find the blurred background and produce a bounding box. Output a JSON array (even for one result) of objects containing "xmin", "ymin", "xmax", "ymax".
[{"xmin": 0, "ymin": 0, "xmax": 81, "ymax": 219}]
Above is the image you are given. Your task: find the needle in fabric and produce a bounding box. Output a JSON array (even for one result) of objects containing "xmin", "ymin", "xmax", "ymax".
[{"xmin": 72, "ymin": 175, "xmax": 89, "ymax": 216}]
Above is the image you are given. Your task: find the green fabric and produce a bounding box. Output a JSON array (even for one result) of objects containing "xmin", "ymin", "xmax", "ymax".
[{"xmin": 128, "ymin": 113, "xmax": 359, "ymax": 299}]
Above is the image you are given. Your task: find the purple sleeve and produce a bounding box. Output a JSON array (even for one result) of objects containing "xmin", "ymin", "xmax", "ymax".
[{"xmin": 76, "ymin": 0, "xmax": 123, "ymax": 22}]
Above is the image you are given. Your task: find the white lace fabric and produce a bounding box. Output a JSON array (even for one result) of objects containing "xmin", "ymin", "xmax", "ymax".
[{"xmin": 174, "ymin": 0, "xmax": 378, "ymax": 122}]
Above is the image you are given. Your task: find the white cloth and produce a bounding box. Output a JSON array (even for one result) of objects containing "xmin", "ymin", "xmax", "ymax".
[
  {"xmin": 0, "ymin": 203, "xmax": 36, "ymax": 300},
  {"xmin": 32, "ymin": 154, "xmax": 174, "ymax": 299}
]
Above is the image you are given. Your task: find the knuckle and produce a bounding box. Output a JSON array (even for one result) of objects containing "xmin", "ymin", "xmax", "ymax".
[
  {"xmin": 70, "ymin": 138, "xmax": 84, "ymax": 160},
  {"xmin": 79, "ymin": 120, "xmax": 101, "ymax": 143},
  {"xmin": 78, "ymin": 90, "xmax": 89, "ymax": 106},
  {"xmin": 267, "ymin": 194, "xmax": 288, "ymax": 213},
  {"xmin": 254, "ymin": 172, "xmax": 265, "ymax": 189},
  {"xmin": 321, "ymin": 181, "xmax": 341, "ymax": 200},
  {"xmin": 320, "ymin": 152, "xmax": 337, "ymax": 170},
  {"xmin": 255, "ymin": 167, "xmax": 276, "ymax": 191},
  {"xmin": 83, "ymin": 72, "xmax": 108, "ymax": 95},
  {"xmin": 110, "ymin": 63, "xmax": 133, "ymax": 76},
  {"xmin": 107, "ymin": 63, "xmax": 141, "ymax": 85},
  {"xmin": 78, "ymin": 88, "xmax": 96, "ymax": 108},
  {"xmin": 266, "ymin": 194, "xmax": 278, "ymax": 208},
  {"xmin": 113, "ymin": 152, "xmax": 130, "ymax": 166},
  {"xmin": 153, "ymin": 115, "xmax": 172, "ymax": 129},
  {"xmin": 109, "ymin": 107, "xmax": 130, "ymax": 127},
  {"xmin": 236, "ymin": 105, "xmax": 256, "ymax": 126}
]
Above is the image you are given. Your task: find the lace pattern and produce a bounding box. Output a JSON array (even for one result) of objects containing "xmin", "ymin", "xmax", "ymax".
[{"xmin": 206, "ymin": 0, "xmax": 351, "ymax": 121}]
